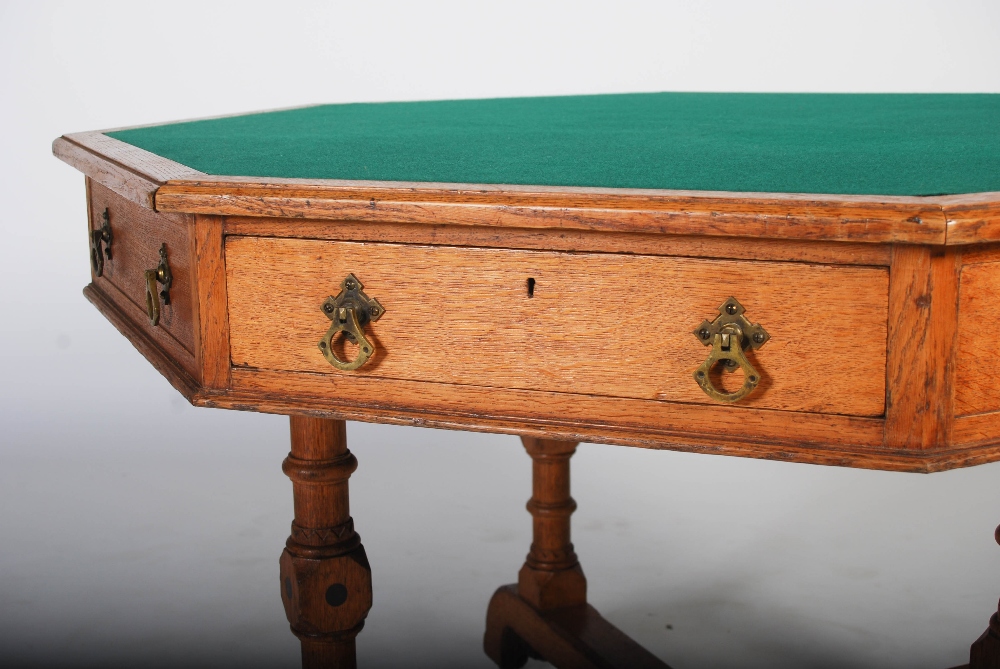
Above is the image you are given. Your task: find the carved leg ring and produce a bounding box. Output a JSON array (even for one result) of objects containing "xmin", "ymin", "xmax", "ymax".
[
  {"xmin": 970, "ymin": 525, "xmax": 1000, "ymax": 668},
  {"xmin": 280, "ymin": 417, "xmax": 372, "ymax": 669}
]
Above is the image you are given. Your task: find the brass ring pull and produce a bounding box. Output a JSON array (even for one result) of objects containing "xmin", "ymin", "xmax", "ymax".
[
  {"xmin": 318, "ymin": 274, "xmax": 384, "ymax": 372},
  {"xmin": 90, "ymin": 208, "xmax": 113, "ymax": 277},
  {"xmin": 144, "ymin": 243, "xmax": 172, "ymax": 327},
  {"xmin": 692, "ymin": 297, "xmax": 769, "ymax": 404}
]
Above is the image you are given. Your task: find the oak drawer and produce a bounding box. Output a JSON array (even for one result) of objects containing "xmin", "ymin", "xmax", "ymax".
[
  {"xmin": 226, "ymin": 237, "xmax": 889, "ymax": 417},
  {"xmin": 87, "ymin": 180, "xmax": 196, "ymax": 370}
]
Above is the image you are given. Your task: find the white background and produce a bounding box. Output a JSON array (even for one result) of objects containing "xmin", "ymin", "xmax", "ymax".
[{"xmin": 2, "ymin": 2, "xmax": 1000, "ymax": 667}]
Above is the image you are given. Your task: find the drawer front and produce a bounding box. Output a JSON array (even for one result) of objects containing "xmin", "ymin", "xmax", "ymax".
[
  {"xmin": 227, "ymin": 237, "xmax": 888, "ymax": 416},
  {"xmin": 956, "ymin": 259, "xmax": 1000, "ymax": 416},
  {"xmin": 88, "ymin": 181, "xmax": 195, "ymax": 355}
]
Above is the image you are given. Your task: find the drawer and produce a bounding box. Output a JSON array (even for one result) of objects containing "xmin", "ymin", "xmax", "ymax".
[
  {"xmin": 226, "ymin": 237, "xmax": 889, "ymax": 417},
  {"xmin": 87, "ymin": 181, "xmax": 196, "ymax": 366}
]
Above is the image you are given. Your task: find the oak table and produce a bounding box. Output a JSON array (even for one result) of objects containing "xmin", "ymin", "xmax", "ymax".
[{"xmin": 53, "ymin": 93, "xmax": 1000, "ymax": 668}]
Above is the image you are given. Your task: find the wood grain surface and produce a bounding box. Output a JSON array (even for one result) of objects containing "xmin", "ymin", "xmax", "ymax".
[
  {"xmin": 956, "ymin": 260, "xmax": 1000, "ymax": 416},
  {"xmin": 945, "ymin": 195, "xmax": 1000, "ymax": 245},
  {"xmin": 54, "ymin": 137, "xmax": 160, "ymax": 209},
  {"xmin": 89, "ymin": 181, "xmax": 196, "ymax": 354},
  {"xmin": 229, "ymin": 367, "xmax": 885, "ymax": 448},
  {"xmin": 954, "ymin": 242, "xmax": 1000, "ymax": 266},
  {"xmin": 226, "ymin": 237, "xmax": 888, "ymax": 416},
  {"xmin": 884, "ymin": 246, "xmax": 961, "ymax": 449},
  {"xmin": 83, "ymin": 282, "xmax": 198, "ymax": 384},
  {"xmin": 158, "ymin": 178, "xmax": 946, "ymax": 245},
  {"xmin": 190, "ymin": 215, "xmax": 230, "ymax": 389},
  {"xmin": 954, "ymin": 411, "xmax": 1000, "ymax": 448},
  {"xmin": 223, "ymin": 217, "xmax": 892, "ymax": 267},
  {"xmin": 54, "ymin": 132, "xmax": 202, "ymax": 209}
]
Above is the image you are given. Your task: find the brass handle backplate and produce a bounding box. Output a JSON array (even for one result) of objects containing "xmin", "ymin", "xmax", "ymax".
[
  {"xmin": 318, "ymin": 273, "xmax": 385, "ymax": 371},
  {"xmin": 692, "ymin": 297, "xmax": 769, "ymax": 403},
  {"xmin": 144, "ymin": 243, "xmax": 173, "ymax": 327},
  {"xmin": 90, "ymin": 208, "xmax": 113, "ymax": 277}
]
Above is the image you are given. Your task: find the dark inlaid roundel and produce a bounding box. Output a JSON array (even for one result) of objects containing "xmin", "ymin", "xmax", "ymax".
[{"xmin": 325, "ymin": 583, "xmax": 348, "ymax": 607}]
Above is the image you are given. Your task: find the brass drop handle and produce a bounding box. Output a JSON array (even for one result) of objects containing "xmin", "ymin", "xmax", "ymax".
[
  {"xmin": 692, "ymin": 297, "xmax": 769, "ymax": 403},
  {"xmin": 90, "ymin": 208, "xmax": 113, "ymax": 277},
  {"xmin": 144, "ymin": 243, "xmax": 172, "ymax": 327},
  {"xmin": 318, "ymin": 274, "xmax": 385, "ymax": 372}
]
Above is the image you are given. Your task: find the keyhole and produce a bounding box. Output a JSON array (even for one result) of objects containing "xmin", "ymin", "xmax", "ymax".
[{"xmin": 527, "ymin": 278, "xmax": 535, "ymax": 298}]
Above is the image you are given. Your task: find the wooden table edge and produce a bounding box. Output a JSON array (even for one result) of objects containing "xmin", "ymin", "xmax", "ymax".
[{"xmin": 53, "ymin": 130, "xmax": 1000, "ymax": 246}]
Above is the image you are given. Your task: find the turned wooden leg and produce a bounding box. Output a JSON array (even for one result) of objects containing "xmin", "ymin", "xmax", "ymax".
[
  {"xmin": 279, "ymin": 417, "xmax": 372, "ymax": 669},
  {"xmin": 517, "ymin": 437, "xmax": 588, "ymax": 611},
  {"xmin": 969, "ymin": 526, "xmax": 1000, "ymax": 668},
  {"xmin": 484, "ymin": 437, "xmax": 670, "ymax": 669}
]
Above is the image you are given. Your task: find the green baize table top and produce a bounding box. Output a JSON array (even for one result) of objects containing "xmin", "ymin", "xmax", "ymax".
[{"xmin": 108, "ymin": 92, "xmax": 1000, "ymax": 197}]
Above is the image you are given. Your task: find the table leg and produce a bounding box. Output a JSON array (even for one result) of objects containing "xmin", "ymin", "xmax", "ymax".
[
  {"xmin": 279, "ymin": 417, "xmax": 372, "ymax": 669},
  {"xmin": 483, "ymin": 437, "xmax": 671, "ymax": 669},
  {"xmin": 968, "ymin": 525, "xmax": 1000, "ymax": 668}
]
